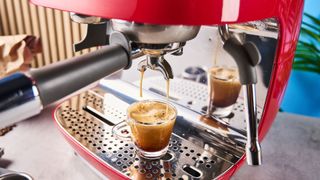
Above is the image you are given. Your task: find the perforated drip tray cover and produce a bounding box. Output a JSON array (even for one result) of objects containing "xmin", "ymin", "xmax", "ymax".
[{"xmin": 54, "ymin": 81, "xmax": 259, "ymax": 179}]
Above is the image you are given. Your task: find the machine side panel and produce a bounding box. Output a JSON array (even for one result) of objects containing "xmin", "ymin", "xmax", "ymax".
[{"xmin": 258, "ymin": 0, "xmax": 304, "ymax": 139}]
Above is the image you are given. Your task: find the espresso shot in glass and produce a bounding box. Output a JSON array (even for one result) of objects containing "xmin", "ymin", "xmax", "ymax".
[
  {"xmin": 113, "ymin": 100, "xmax": 177, "ymax": 159},
  {"xmin": 208, "ymin": 66, "xmax": 241, "ymax": 117}
]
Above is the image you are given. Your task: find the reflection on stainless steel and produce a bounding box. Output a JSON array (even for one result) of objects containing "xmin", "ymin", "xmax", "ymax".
[
  {"xmin": 70, "ymin": 13, "xmax": 106, "ymax": 24},
  {"xmin": 0, "ymin": 148, "xmax": 3, "ymax": 158},
  {"xmin": 134, "ymin": 43, "xmax": 185, "ymax": 80},
  {"xmin": 243, "ymin": 84, "xmax": 261, "ymax": 165},
  {"xmin": 228, "ymin": 18, "xmax": 278, "ymax": 39},
  {"xmin": 0, "ymin": 167, "xmax": 33, "ymax": 180},
  {"xmin": 0, "ymin": 172, "xmax": 33, "ymax": 180},
  {"xmin": 111, "ymin": 20, "xmax": 200, "ymax": 44},
  {"xmin": 181, "ymin": 66, "xmax": 207, "ymax": 83},
  {"xmin": 0, "ymin": 80, "xmax": 43, "ymax": 128},
  {"xmin": 54, "ymin": 81, "xmax": 250, "ymax": 179},
  {"xmin": 218, "ymin": 25, "xmax": 245, "ymax": 44},
  {"xmin": 218, "ymin": 25, "xmax": 230, "ymax": 43},
  {"xmin": 130, "ymin": 48, "xmax": 144, "ymax": 59}
]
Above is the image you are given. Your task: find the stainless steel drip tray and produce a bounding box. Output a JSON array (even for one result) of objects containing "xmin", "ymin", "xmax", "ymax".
[{"xmin": 54, "ymin": 81, "xmax": 250, "ymax": 179}]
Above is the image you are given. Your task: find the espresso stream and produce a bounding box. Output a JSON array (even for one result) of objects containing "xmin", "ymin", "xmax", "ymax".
[
  {"xmin": 139, "ymin": 71, "xmax": 144, "ymax": 97},
  {"xmin": 139, "ymin": 71, "xmax": 170, "ymax": 114},
  {"xmin": 134, "ymin": 71, "xmax": 173, "ymax": 152}
]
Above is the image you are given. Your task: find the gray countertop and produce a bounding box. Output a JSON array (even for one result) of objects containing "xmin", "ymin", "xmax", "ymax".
[{"xmin": 0, "ymin": 105, "xmax": 320, "ymax": 180}]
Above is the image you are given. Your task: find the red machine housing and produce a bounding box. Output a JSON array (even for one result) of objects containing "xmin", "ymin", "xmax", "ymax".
[{"xmin": 33, "ymin": 0, "xmax": 304, "ymax": 179}]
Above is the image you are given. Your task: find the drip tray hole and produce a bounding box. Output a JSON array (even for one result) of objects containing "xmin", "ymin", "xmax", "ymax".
[
  {"xmin": 182, "ymin": 164, "xmax": 202, "ymax": 178},
  {"xmin": 161, "ymin": 151, "xmax": 175, "ymax": 162}
]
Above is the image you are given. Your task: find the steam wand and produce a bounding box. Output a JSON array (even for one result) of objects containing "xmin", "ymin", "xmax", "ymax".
[{"xmin": 219, "ymin": 25, "xmax": 262, "ymax": 165}]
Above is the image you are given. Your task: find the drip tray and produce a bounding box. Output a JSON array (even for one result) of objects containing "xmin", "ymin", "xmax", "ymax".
[{"xmin": 54, "ymin": 82, "xmax": 250, "ymax": 179}]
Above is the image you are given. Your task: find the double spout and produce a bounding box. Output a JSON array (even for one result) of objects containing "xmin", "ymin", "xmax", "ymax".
[{"xmin": 138, "ymin": 55, "xmax": 174, "ymax": 80}]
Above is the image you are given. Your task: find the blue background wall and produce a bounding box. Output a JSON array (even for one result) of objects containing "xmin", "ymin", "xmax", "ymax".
[{"xmin": 281, "ymin": 0, "xmax": 320, "ymax": 117}]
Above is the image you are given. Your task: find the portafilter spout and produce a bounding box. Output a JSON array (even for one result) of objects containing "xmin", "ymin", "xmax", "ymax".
[
  {"xmin": 138, "ymin": 55, "xmax": 173, "ymax": 80},
  {"xmin": 110, "ymin": 20, "xmax": 200, "ymax": 80},
  {"xmin": 219, "ymin": 25, "xmax": 262, "ymax": 166}
]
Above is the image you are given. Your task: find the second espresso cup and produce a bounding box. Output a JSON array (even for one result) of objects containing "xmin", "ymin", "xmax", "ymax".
[
  {"xmin": 113, "ymin": 100, "xmax": 177, "ymax": 159},
  {"xmin": 208, "ymin": 66, "xmax": 242, "ymax": 117}
]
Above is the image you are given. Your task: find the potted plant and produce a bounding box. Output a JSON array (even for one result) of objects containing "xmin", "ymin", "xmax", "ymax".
[{"xmin": 293, "ymin": 13, "xmax": 320, "ymax": 73}]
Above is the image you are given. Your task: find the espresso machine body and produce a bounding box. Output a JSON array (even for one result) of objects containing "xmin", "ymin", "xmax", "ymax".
[{"xmin": 23, "ymin": 0, "xmax": 304, "ymax": 179}]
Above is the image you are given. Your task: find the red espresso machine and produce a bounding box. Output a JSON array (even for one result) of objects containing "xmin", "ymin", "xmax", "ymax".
[{"xmin": 0, "ymin": 0, "xmax": 303, "ymax": 179}]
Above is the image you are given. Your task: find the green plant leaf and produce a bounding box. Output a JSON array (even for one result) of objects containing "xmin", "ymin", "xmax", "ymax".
[
  {"xmin": 293, "ymin": 61, "xmax": 320, "ymax": 67},
  {"xmin": 292, "ymin": 64, "xmax": 320, "ymax": 73},
  {"xmin": 292, "ymin": 67, "xmax": 320, "ymax": 74},
  {"xmin": 304, "ymin": 13, "xmax": 320, "ymax": 26},
  {"xmin": 298, "ymin": 41, "xmax": 320, "ymax": 53},
  {"xmin": 296, "ymin": 45, "xmax": 308, "ymax": 52},
  {"xmin": 295, "ymin": 48, "xmax": 319, "ymax": 55},
  {"xmin": 300, "ymin": 28, "xmax": 320, "ymax": 42},
  {"xmin": 295, "ymin": 49, "xmax": 319, "ymax": 56},
  {"xmin": 302, "ymin": 21, "xmax": 320, "ymax": 32},
  {"xmin": 294, "ymin": 58, "xmax": 320, "ymax": 64},
  {"xmin": 293, "ymin": 13, "xmax": 320, "ymax": 74},
  {"xmin": 295, "ymin": 51, "xmax": 319, "ymax": 59},
  {"xmin": 293, "ymin": 64, "xmax": 317, "ymax": 68},
  {"xmin": 294, "ymin": 60, "xmax": 320, "ymax": 66}
]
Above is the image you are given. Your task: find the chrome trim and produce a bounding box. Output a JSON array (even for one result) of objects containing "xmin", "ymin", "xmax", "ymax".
[
  {"xmin": 70, "ymin": 13, "xmax": 106, "ymax": 24},
  {"xmin": 243, "ymin": 84, "xmax": 262, "ymax": 165},
  {"xmin": 0, "ymin": 74, "xmax": 43, "ymax": 128},
  {"xmin": 219, "ymin": 19, "xmax": 278, "ymax": 45},
  {"xmin": 0, "ymin": 171, "xmax": 33, "ymax": 180},
  {"xmin": 228, "ymin": 19, "xmax": 278, "ymax": 39},
  {"xmin": 111, "ymin": 19, "xmax": 201, "ymax": 44},
  {"xmin": 218, "ymin": 25, "xmax": 230, "ymax": 43},
  {"xmin": 181, "ymin": 67, "xmax": 206, "ymax": 83},
  {"xmin": 130, "ymin": 49, "xmax": 144, "ymax": 59},
  {"xmin": 218, "ymin": 25, "xmax": 245, "ymax": 44},
  {"xmin": 0, "ymin": 148, "xmax": 3, "ymax": 158}
]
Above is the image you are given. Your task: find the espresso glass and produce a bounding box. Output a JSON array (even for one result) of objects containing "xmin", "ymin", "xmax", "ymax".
[
  {"xmin": 113, "ymin": 100, "xmax": 177, "ymax": 159},
  {"xmin": 208, "ymin": 66, "xmax": 241, "ymax": 117}
]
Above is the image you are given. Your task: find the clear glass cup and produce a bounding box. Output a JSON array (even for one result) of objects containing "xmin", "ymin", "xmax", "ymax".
[
  {"xmin": 113, "ymin": 100, "xmax": 177, "ymax": 159},
  {"xmin": 207, "ymin": 66, "xmax": 241, "ymax": 117}
]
